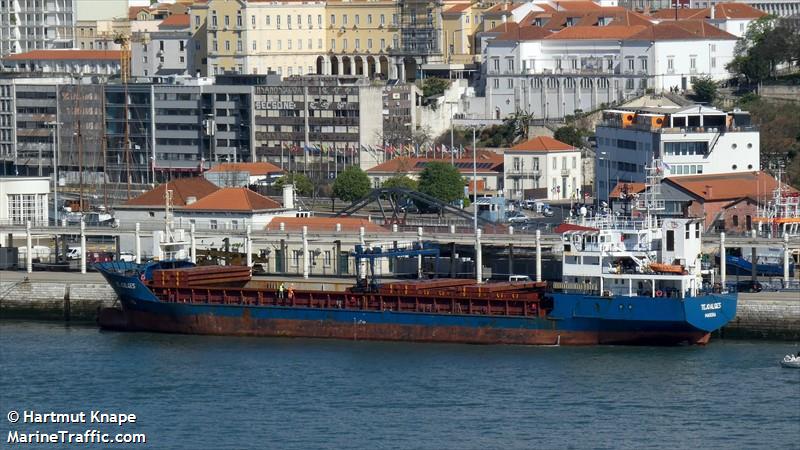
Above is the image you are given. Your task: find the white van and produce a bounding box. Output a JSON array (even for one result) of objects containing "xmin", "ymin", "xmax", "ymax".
[
  {"xmin": 66, "ymin": 247, "xmax": 82, "ymax": 260},
  {"xmin": 508, "ymin": 275, "xmax": 532, "ymax": 282}
]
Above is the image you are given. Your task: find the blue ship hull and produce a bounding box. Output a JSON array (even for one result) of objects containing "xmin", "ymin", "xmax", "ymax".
[
  {"xmin": 725, "ymin": 255, "xmax": 795, "ymax": 277},
  {"xmin": 96, "ymin": 262, "xmax": 738, "ymax": 346}
]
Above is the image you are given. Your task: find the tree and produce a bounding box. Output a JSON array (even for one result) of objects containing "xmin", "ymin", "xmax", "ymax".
[
  {"xmin": 382, "ymin": 175, "xmax": 418, "ymax": 191},
  {"xmin": 421, "ymin": 78, "xmax": 451, "ymax": 98},
  {"xmin": 333, "ymin": 166, "xmax": 371, "ymax": 202},
  {"xmin": 418, "ymin": 161, "xmax": 465, "ymax": 203},
  {"xmin": 691, "ymin": 76, "xmax": 718, "ymax": 103},
  {"xmin": 727, "ymin": 16, "xmax": 797, "ymax": 83},
  {"xmin": 274, "ymin": 172, "xmax": 313, "ymax": 197},
  {"xmin": 553, "ymin": 126, "xmax": 586, "ymax": 148}
]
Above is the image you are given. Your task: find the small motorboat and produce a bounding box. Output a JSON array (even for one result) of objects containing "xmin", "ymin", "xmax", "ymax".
[{"xmin": 780, "ymin": 355, "xmax": 800, "ymax": 369}]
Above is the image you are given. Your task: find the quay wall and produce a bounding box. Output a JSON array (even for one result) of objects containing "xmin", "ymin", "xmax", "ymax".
[
  {"xmin": 1, "ymin": 278, "xmax": 798, "ymax": 340},
  {"xmin": 721, "ymin": 295, "xmax": 800, "ymax": 341}
]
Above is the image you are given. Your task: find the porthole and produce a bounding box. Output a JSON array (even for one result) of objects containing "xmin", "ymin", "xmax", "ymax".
[
  {"xmin": 732, "ymin": 164, "xmax": 738, "ymax": 170},
  {"xmin": 731, "ymin": 143, "xmax": 737, "ymax": 149},
  {"xmin": 748, "ymin": 164, "xmax": 753, "ymax": 170},
  {"xmin": 747, "ymin": 143, "xmax": 752, "ymax": 149}
]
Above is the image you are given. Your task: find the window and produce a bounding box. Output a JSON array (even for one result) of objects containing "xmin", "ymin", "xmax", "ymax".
[
  {"xmin": 331, "ymin": 39, "xmax": 335, "ymax": 50},
  {"xmin": 492, "ymin": 58, "xmax": 499, "ymax": 72},
  {"xmin": 252, "ymin": 40, "xmax": 256, "ymax": 50},
  {"xmin": 507, "ymin": 79, "xmax": 513, "ymax": 88},
  {"xmin": 237, "ymin": 40, "xmax": 242, "ymax": 51},
  {"xmin": 298, "ymin": 39, "xmax": 302, "ymax": 50},
  {"xmin": 318, "ymin": 39, "xmax": 323, "ymax": 49},
  {"xmin": 251, "ymin": 15, "xmax": 255, "ymax": 26},
  {"xmin": 690, "ymin": 56, "xmax": 696, "ymax": 70},
  {"xmin": 231, "ymin": 220, "xmax": 239, "ymax": 230},
  {"xmin": 367, "ymin": 39, "xmax": 372, "ymax": 49},
  {"xmin": 210, "ymin": 220, "xmax": 218, "ymax": 230},
  {"xmin": 640, "ymin": 58, "xmax": 647, "ymax": 71},
  {"xmin": 212, "ymin": 40, "xmax": 218, "ymax": 51},
  {"xmin": 666, "ymin": 230, "xmax": 674, "ymax": 251},
  {"xmin": 343, "ymin": 39, "xmax": 347, "ymax": 50},
  {"xmin": 266, "ymin": 40, "xmax": 271, "ymax": 50},
  {"xmin": 266, "ymin": 15, "xmax": 271, "ymax": 26},
  {"xmin": 507, "ymin": 59, "xmax": 514, "ymax": 72},
  {"xmin": 236, "ymin": 14, "xmax": 242, "ymax": 27},
  {"xmin": 355, "ymin": 15, "xmax": 359, "ymax": 25},
  {"xmin": 343, "ymin": 14, "xmax": 348, "ymax": 25},
  {"xmin": 367, "ymin": 14, "xmax": 372, "ymax": 24},
  {"xmin": 195, "ymin": 16, "xmax": 200, "ymax": 26},
  {"xmin": 288, "ymin": 39, "xmax": 292, "ymax": 50},
  {"xmin": 355, "ymin": 39, "xmax": 360, "ymax": 49},
  {"xmin": 380, "ymin": 39, "xmax": 385, "ymax": 49},
  {"xmin": 667, "ymin": 57, "xmax": 674, "ymax": 71},
  {"xmin": 572, "ymin": 156, "xmax": 576, "ymax": 169},
  {"xmin": 277, "ymin": 15, "xmax": 281, "ymax": 29},
  {"xmin": 492, "ymin": 78, "xmax": 499, "ymax": 88},
  {"xmin": 626, "ymin": 58, "xmax": 634, "ymax": 71},
  {"xmin": 225, "ymin": 41, "xmax": 231, "ymax": 51},
  {"xmin": 711, "ymin": 57, "xmax": 716, "ymax": 69},
  {"xmin": 330, "ymin": 14, "xmax": 335, "ymax": 25},
  {"xmin": 212, "ymin": 15, "xmax": 217, "ymax": 27},
  {"xmin": 287, "ymin": 14, "xmax": 292, "ymax": 29},
  {"xmin": 380, "ymin": 14, "xmax": 385, "ymax": 25},
  {"xmin": 277, "ymin": 40, "xmax": 281, "ymax": 50},
  {"xmin": 552, "ymin": 158, "xmax": 557, "ymax": 169},
  {"xmin": 318, "ymin": 15, "xmax": 322, "ymax": 27},
  {"xmin": 324, "ymin": 250, "xmax": 332, "ymax": 266},
  {"xmin": 8, "ymin": 194, "xmax": 45, "ymax": 225},
  {"xmin": 224, "ymin": 15, "xmax": 230, "ymax": 26}
]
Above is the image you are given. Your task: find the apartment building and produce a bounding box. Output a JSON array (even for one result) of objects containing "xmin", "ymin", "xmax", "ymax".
[
  {"xmin": 1, "ymin": 49, "xmax": 122, "ymax": 76},
  {"xmin": 131, "ymin": 14, "xmax": 192, "ymax": 77},
  {"xmin": 324, "ymin": 0, "xmax": 397, "ymax": 78},
  {"xmin": 504, "ymin": 136, "xmax": 583, "ymax": 201},
  {"xmin": 251, "ymin": 74, "xmax": 382, "ymax": 176},
  {"xmin": 0, "ymin": 0, "xmax": 76, "ymax": 57},
  {"xmin": 478, "ymin": 8, "xmax": 737, "ymax": 121},
  {"xmin": 595, "ymin": 105, "xmax": 760, "ymax": 200}
]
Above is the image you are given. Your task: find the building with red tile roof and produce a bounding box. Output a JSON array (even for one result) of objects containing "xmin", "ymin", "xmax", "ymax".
[
  {"xmin": 1, "ymin": 50, "xmax": 122, "ymax": 76},
  {"xmin": 366, "ymin": 153, "xmax": 504, "ymax": 195},
  {"xmin": 504, "ymin": 137, "xmax": 583, "ymax": 201},
  {"xmin": 123, "ymin": 177, "xmax": 220, "ymax": 208},
  {"xmin": 183, "ymin": 187, "xmax": 282, "ymax": 211}
]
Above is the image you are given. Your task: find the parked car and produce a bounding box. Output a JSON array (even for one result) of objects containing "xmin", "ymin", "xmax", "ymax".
[
  {"xmin": 118, "ymin": 252, "xmax": 136, "ymax": 262},
  {"xmin": 736, "ymin": 280, "xmax": 763, "ymax": 293},
  {"xmin": 507, "ymin": 211, "xmax": 528, "ymax": 223},
  {"xmin": 542, "ymin": 208, "xmax": 555, "ymax": 218}
]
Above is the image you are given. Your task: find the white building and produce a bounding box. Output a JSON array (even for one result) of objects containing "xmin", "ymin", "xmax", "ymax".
[
  {"xmin": 0, "ymin": 0, "xmax": 76, "ymax": 57},
  {"xmin": 1, "ymin": 50, "xmax": 122, "ymax": 76},
  {"xmin": 595, "ymin": 105, "xmax": 760, "ymax": 200},
  {"xmin": 365, "ymin": 152, "xmax": 505, "ymax": 196},
  {"xmin": 0, "ymin": 176, "xmax": 50, "ymax": 246},
  {"xmin": 504, "ymin": 136, "xmax": 583, "ymax": 201},
  {"xmin": 131, "ymin": 14, "xmax": 192, "ymax": 77},
  {"xmin": 477, "ymin": 9, "xmax": 738, "ymax": 121}
]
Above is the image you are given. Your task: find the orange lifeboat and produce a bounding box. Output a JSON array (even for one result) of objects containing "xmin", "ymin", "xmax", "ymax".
[{"xmin": 649, "ymin": 263, "xmax": 685, "ymax": 274}]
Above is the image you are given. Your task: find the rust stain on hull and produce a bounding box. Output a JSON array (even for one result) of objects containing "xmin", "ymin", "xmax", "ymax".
[{"xmin": 113, "ymin": 310, "xmax": 710, "ymax": 346}]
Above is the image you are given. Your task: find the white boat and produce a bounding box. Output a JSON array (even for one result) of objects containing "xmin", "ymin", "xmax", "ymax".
[{"xmin": 780, "ymin": 355, "xmax": 800, "ymax": 369}]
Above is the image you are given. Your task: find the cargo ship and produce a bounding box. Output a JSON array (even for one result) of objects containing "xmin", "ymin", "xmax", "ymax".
[{"xmin": 96, "ymin": 161, "xmax": 735, "ymax": 345}]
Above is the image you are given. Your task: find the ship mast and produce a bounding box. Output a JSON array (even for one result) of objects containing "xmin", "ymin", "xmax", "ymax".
[{"xmin": 77, "ymin": 82, "xmax": 84, "ymax": 211}]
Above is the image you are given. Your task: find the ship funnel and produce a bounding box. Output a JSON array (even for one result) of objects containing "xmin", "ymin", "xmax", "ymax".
[{"xmin": 283, "ymin": 184, "xmax": 294, "ymax": 209}]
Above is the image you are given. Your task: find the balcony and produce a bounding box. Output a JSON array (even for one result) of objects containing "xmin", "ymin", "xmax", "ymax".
[{"xmin": 506, "ymin": 168, "xmax": 539, "ymax": 177}]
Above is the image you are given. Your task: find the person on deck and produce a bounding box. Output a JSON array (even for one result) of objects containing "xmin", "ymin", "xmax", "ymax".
[{"xmin": 278, "ymin": 283, "xmax": 285, "ymax": 300}]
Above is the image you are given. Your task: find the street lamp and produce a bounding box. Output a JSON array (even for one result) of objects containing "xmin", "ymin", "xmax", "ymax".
[{"xmin": 45, "ymin": 121, "xmax": 59, "ymax": 225}]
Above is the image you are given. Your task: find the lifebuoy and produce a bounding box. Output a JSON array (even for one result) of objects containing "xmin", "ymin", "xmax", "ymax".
[
  {"xmin": 139, "ymin": 273, "xmax": 146, "ymax": 282},
  {"xmin": 656, "ymin": 290, "xmax": 663, "ymax": 297}
]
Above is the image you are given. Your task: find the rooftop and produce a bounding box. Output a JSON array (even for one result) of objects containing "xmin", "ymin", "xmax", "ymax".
[
  {"xmin": 183, "ymin": 187, "xmax": 282, "ymax": 211},
  {"xmin": 123, "ymin": 177, "xmax": 219, "ymax": 207},
  {"xmin": 159, "ymin": 14, "xmax": 191, "ymax": 29},
  {"xmin": 508, "ymin": 136, "xmax": 577, "ymax": 153},
  {"xmin": 650, "ymin": 3, "xmax": 766, "ymax": 20},
  {"xmin": 665, "ymin": 171, "xmax": 796, "ymax": 202},
  {"xmin": 367, "ymin": 153, "xmax": 504, "ymax": 174}
]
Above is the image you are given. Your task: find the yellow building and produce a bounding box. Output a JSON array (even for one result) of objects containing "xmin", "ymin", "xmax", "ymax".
[
  {"xmin": 242, "ymin": 0, "xmax": 327, "ymax": 76},
  {"xmin": 195, "ymin": 0, "xmax": 248, "ymax": 75},
  {"xmin": 188, "ymin": 4, "xmax": 209, "ymax": 76},
  {"xmin": 324, "ymin": 0, "xmax": 398, "ymax": 78}
]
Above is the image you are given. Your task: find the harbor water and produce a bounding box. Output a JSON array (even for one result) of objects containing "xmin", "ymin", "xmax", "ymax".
[{"xmin": 1, "ymin": 321, "xmax": 798, "ymax": 449}]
